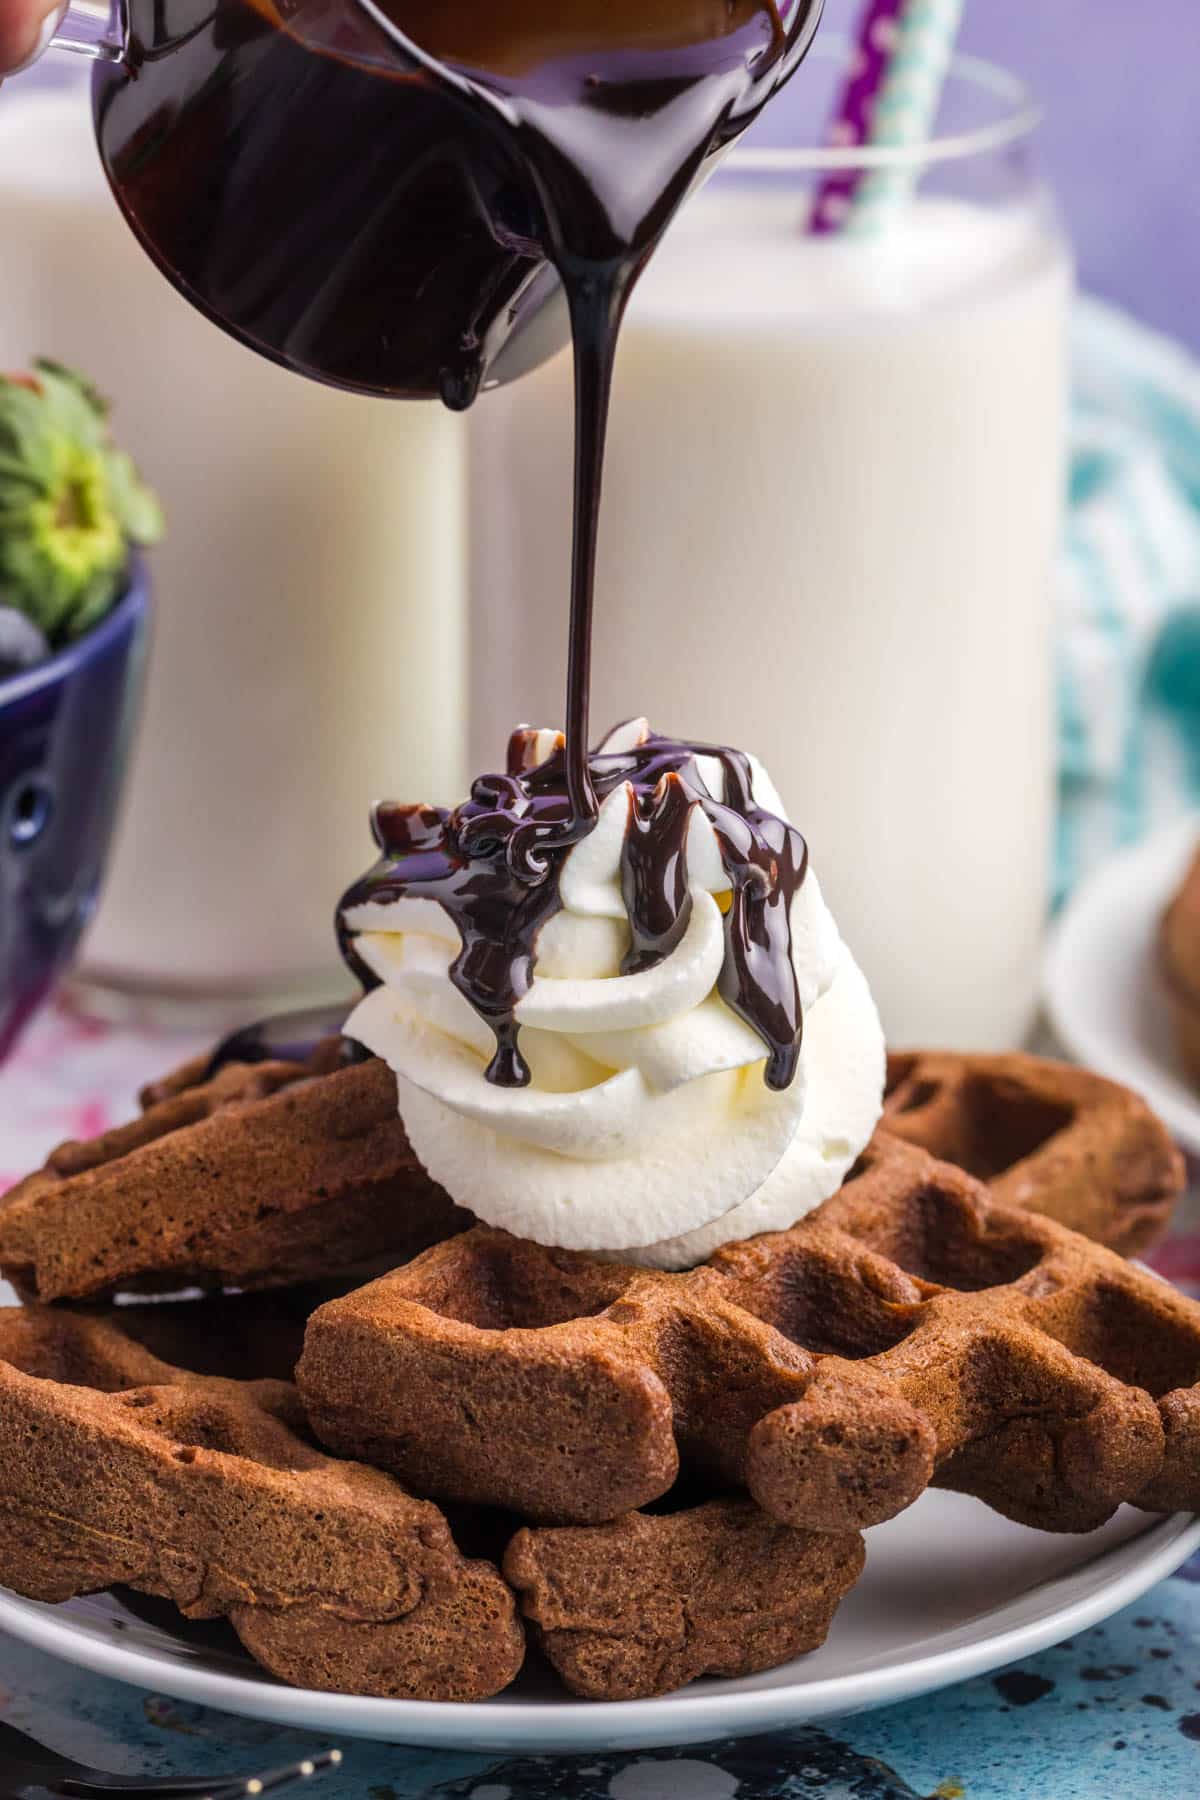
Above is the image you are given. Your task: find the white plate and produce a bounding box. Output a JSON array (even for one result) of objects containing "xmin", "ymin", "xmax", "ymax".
[
  {"xmin": 1044, "ymin": 816, "xmax": 1200, "ymax": 1155},
  {"xmin": 0, "ymin": 1493, "xmax": 1195, "ymax": 1752}
]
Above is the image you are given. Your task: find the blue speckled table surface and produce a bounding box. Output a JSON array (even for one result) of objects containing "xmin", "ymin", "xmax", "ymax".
[
  {"xmin": 3, "ymin": 1013, "xmax": 1200, "ymax": 1798},
  {"xmin": 1, "ymin": 1556, "xmax": 1198, "ymax": 1799}
]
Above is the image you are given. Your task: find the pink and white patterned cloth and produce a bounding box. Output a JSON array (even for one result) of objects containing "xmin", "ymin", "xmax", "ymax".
[
  {"xmin": 2, "ymin": 1002, "xmax": 1200, "ymax": 1297},
  {"xmin": 0, "ymin": 1003, "xmax": 210, "ymax": 1195}
]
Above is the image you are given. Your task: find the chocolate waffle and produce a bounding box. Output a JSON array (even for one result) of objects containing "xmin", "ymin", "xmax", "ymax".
[
  {"xmin": 883, "ymin": 1050, "xmax": 1183, "ymax": 1254},
  {"xmin": 0, "ymin": 1302, "xmax": 868, "ymax": 1702},
  {"xmin": 299, "ymin": 1132, "xmax": 1199, "ymax": 1535},
  {"xmin": 0, "ymin": 1047, "xmax": 469, "ymax": 1302},
  {"xmin": 504, "ymin": 1498, "xmax": 864, "ymax": 1700},
  {"xmin": 0, "ymin": 1305, "xmax": 524, "ymax": 1700}
]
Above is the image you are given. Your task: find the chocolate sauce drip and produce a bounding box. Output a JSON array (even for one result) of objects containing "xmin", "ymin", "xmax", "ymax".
[
  {"xmin": 621, "ymin": 773, "xmax": 695, "ymax": 975},
  {"xmin": 340, "ymin": 729, "xmax": 809, "ymax": 1092},
  {"xmin": 708, "ymin": 752, "xmax": 809, "ymax": 1090},
  {"xmin": 340, "ymin": 788, "xmax": 569, "ymax": 1087}
]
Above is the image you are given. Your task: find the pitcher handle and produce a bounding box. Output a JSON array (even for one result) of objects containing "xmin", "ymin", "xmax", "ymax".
[
  {"xmin": 51, "ymin": 0, "xmax": 122, "ymax": 59},
  {"xmin": 8, "ymin": 0, "xmax": 121, "ymax": 69}
]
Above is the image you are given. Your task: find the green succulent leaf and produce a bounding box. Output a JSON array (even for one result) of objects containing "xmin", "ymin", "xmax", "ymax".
[
  {"xmin": 105, "ymin": 447, "xmax": 167, "ymax": 545},
  {"xmin": 0, "ymin": 358, "xmax": 165, "ymax": 645}
]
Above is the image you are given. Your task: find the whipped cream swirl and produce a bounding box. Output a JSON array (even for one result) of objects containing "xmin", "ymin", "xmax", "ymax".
[{"xmin": 343, "ymin": 721, "xmax": 884, "ymax": 1268}]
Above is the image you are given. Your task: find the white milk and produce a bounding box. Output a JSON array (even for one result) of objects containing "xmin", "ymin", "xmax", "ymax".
[
  {"xmin": 0, "ymin": 83, "xmax": 468, "ymax": 1011},
  {"xmin": 468, "ymin": 188, "xmax": 1071, "ymax": 1048}
]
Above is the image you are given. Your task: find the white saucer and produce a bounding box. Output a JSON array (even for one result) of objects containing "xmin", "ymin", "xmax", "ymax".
[
  {"xmin": 1044, "ymin": 816, "xmax": 1200, "ymax": 1155},
  {"xmin": 0, "ymin": 1493, "xmax": 1195, "ymax": 1752}
]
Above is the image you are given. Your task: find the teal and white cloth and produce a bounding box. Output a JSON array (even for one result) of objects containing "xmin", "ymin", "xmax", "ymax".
[{"xmin": 1057, "ymin": 298, "xmax": 1200, "ymax": 901}]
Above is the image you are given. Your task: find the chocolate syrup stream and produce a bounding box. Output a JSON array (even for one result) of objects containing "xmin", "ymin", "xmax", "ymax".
[
  {"xmin": 339, "ymin": 1, "xmax": 821, "ymax": 1091},
  {"xmin": 560, "ymin": 276, "xmax": 620, "ymax": 839}
]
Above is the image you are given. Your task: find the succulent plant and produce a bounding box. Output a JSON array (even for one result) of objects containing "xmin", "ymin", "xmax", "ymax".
[{"xmin": 0, "ymin": 360, "xmax": 164, "ymax": 644}]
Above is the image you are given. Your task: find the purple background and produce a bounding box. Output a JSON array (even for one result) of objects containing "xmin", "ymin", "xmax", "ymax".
[{"xmin": 814, "ymin": 0, "xmax": 1198, "ymax": 352}]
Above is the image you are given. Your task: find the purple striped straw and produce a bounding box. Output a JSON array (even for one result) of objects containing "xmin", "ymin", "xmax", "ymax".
[{"xmin": 809, "ymin": 0, "xmax": 906, "ymax": 233}]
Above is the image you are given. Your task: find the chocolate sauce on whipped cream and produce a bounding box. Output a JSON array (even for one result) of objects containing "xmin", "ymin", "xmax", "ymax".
[
  {"xmin": 341, "ymin": 730, "xmax": 809, "ymax": 1091},
  {"xmin": 338, "ymin": 0, "xmax": 823, "ymax": 1091}
]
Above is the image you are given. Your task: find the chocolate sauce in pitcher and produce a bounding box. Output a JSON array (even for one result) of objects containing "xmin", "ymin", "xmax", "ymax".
[
  {"xmin": 132, "ymin": 0, "xmax": 827, "ymax": 1085},
  {"xmin": 93, "ymin": 0, "xmax": 820, "ymax": 403}
]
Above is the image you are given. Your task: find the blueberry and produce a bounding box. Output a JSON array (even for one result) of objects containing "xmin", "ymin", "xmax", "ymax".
[{"xmin": 0, "ymin": 608, "xmax": 49, "ymax": 677}]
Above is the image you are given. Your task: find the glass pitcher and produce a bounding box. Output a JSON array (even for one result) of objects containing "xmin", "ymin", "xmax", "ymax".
[{"xmin": 31, "ymin": 0, "xmax": 824, "ymax": 406}]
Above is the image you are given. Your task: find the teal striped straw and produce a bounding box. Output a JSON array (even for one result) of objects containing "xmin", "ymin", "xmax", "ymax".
[{"xmin": 844, "ymin": 0, "xmax": 965, "ymax": 236}]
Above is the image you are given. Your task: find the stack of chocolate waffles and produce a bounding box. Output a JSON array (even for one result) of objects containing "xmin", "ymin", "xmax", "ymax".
[{"xmin": 0, "ymin": 1043, "xmax": 1194, "ymax": 1703}]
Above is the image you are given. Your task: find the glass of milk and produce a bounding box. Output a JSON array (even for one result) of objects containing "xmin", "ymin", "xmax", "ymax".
[
  {"xmin": 0, "ymin": 66, "xmax": 469, "ymax": 1024},
  {"xmin": 467, "ymin": 43, "xmax": 1072, "ymax": 1051}
]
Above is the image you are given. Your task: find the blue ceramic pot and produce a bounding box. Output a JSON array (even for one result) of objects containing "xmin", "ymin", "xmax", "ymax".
[{"xmin": 0, "ymin": 561, "xmax": 149, "ymax": 1059}]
